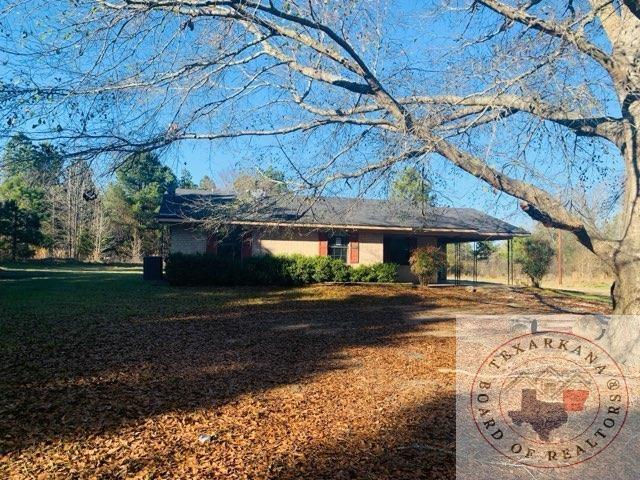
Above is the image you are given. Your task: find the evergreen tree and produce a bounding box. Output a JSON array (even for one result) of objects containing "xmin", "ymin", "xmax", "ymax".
[
  {"xmin": 178, "ymin": 164, "xmax": 196, "ymax": 189},
  {"xmin": 2, "ymin": 134, "xmax": 63, "ymax": 186},
  {"xmin": 0, "ymin": 134, "xmax": 70, "ymax": 254},
  {"xmin": 199, "ymin": 175, "xmax": 216, "ymax": 191},
  {"xmin": 515, "ymin": 237, "xmax": 555, "ymax": 288},
  {"xmin": 0, "ymin": 200, "xmax": 44, "ymax": 260},
  {"xmin": 389, "ymin": 166, "xmax": 435, "ymax": 207},
  {"xmin": 105, "ymin": 152, "xmax": 176, "ymax": 260}
]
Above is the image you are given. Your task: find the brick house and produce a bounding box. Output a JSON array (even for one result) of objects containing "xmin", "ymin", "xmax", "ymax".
[{"xmin": 158, "ymin": 189, "xmax": 528, "ymax": 282}]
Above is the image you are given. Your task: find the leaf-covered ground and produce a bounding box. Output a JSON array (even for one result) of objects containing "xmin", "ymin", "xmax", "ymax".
[{"xmin": 0, "ymin": 263, "xmax": 609, "ymax": 479}]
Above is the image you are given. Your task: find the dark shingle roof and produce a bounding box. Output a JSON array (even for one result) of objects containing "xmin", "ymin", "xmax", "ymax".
[{"xmin": 159, "ymin": 189, "xmax": 528, "ymax": 238}]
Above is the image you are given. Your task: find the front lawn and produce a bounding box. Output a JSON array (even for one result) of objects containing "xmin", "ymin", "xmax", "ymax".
[{"xmin": 0, "ymin": 262, "xmax": 609, "ymax": 479}]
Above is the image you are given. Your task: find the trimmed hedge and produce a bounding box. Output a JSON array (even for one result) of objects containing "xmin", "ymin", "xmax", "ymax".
[
  {"xmin": 165, "ymin": 253, "xmax": 398, "ymax": 286},
  {"xmin": 349, "ymin": 262, "xmax": 397, "ymax": 283}
]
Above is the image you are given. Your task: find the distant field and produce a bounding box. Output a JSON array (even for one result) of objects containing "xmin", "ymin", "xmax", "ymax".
[
  {"xmin": 0, "ymin": 261, "xmax": 610, "ymax": 479},
  {"xmin": 461, "ymin": 274, "xmax": 612, "ymax": 300}
]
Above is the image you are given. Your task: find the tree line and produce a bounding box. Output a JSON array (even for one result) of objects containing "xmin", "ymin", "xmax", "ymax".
[{"xmin": 0, "ymin": 135, "xmax": 216, "ymax": 262}]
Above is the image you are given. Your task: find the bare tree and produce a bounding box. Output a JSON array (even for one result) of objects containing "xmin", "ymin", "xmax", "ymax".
[
  {"xmin": 1, "ymin": 1, "xmax": 639, "ymax": 353},
  {"xmin": 46, "ymin": 160, "xmax": 98, "ymax": 259},
  {"xmin": 91, "ymin": 194, "xmax": 106, "ymax": 262}
]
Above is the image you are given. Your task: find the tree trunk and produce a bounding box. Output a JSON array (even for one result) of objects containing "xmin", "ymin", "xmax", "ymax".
[
  {"xmin": 131, "ymin": 227, "xmax": 142, "ymax": 263},
  {"xmin": 606, "ymin": 185, "xmax": 640, "ymax": 366},
  {"xmin": 604, "ymin": 33, "xmax": 640, "ymax": 363},
  {"xmin": 613, "ymin": 239, "xmax": 640, "ymax": 315},
  {"xmin": 92, "ymin": 200, "xmax": 104, "ymax": 262},
  {"xmin": 11, "ymin": 204, "xmax": 17, "ymax": 262}
]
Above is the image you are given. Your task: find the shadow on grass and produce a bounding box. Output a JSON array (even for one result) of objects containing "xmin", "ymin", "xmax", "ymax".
[
  {"xmin": 1, "ymin": 258, "xmax": 140, "ymax": 270},
  {"xmin": 546, "ymin": 288, "xmax": 611, "ymax": 305},
  {"xmin": 527, "ymin": 288, "xmax": 611, "ymax": 314},
  {"xmin": 0, "ymin": 263, "xmax": 609, "ymax": 477},
  {"xmin": 1, "ymin": 267, "xmax": 440, "ymax": 455}
]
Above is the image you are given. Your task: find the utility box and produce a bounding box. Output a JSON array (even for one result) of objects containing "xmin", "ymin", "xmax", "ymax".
[{"xmin": 143, "ymin": 256, "xmax": 163, "ymax": 281}]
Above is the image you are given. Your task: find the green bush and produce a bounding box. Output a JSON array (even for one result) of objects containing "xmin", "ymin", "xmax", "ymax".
[
  {"xmin": 369, "ymin": 262, "xmax": 398, "ymax": 282},
  {"xmin": 311, "ymin": 256, "xmax": 335, "ymax": 282},
  {"xmin": 241, "ymin": 255, "xmax": 295, "ymax": 286},
  {"xmin": 165, "ymin": 253, "xmax": 241, "ymax": 286},
  {"xmin": 165, "ymin": 253, "xmax": 399, "ymax": 286},
  {"xmin": 515, "ymin": 237, "xmax": 554, "ymax": 287},
  {"xmin": 309, "ymin": 256, "xmax": 350, "ymax": 282},
  {"xmin": 350, "ymin": 262, "xmax": 398, "ymax": 282},
  {"xmin": 350, "ymin": 264, "xmax": 375, "ymax": 282},
  {"xmin": 286, "ymin": 255, "xmax": 318, "ymax": 284},
  {"xmin": 409, "ymin": 245, "xmax": 447, "ymax": 285}
]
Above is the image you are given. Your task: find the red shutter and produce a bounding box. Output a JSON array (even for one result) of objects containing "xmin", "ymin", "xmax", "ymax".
[
  {"xmin": 241, "ymin": 231, "xmax": 253, "ymax": 259},
  {"xmin": 349, "ymin": 232, "xmax": 359, "ymax": 264},
  {"xmin": 318, "ymin": 232, "xmax": 329, "ymax": 256},
  {"xmin": 206, "ymin": 234, "xmax": 218, "ymax": 254}
]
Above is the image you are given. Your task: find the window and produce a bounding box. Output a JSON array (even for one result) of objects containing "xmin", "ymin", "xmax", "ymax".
[
  {"xmin": 383, "ymin": 235, "xmax": 417, "ymax": 265},
  {"xmin": 328, "ymin": 233, "xmax": 349, "ymax": 262}
]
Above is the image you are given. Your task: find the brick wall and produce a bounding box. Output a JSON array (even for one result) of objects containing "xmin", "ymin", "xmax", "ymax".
[
  {"xmin": 252, "ymin": 228, "xmax": 319, "ymax": 257},
  {"xmin": 169, "ymin": 224, "xmax": 207, "ymax": 254},
  {"xmin": 357, "ymin": 231, "xmax": 384, "ymax": 265},
  {"xmin": 253, "ymin": 228, "xmax": 389, "ymax": 265},
  {"xmin": 169, "ymin": 225, "xmax": 441, "ymax": 284}
]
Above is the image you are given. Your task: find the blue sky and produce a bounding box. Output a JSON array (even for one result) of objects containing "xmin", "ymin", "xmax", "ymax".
[{"xmin": 0, "ymin": 0, "xmax": 624, "ymax": 230}]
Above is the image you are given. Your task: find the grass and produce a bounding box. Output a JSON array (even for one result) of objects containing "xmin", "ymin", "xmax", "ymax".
[
  {"xmin": 1, "ymin": 262, "xmax": 215, "ymax": 354},
  {"xmin": 544, "ymin": 287, "xmax": 611, "ymax": 305},
  {"xmin": 2, "ymin": 260, "xmax": 256, "ymax": 320},
  {"xmin": 0, "ymin": 261, "xmax": 610, "ymax": 479}
]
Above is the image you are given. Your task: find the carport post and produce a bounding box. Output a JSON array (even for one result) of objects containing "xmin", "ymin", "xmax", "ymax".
[
  {"xmin": 473, "ymin": 241, "xmax": 478, "ymax": 285},
  {"xmin": 507, "ymin": 239, "xmax": 514, "ymax": 285},
  {"xmin": 454, "ymin": 243, "xmax": 461, "ymax": 285}
]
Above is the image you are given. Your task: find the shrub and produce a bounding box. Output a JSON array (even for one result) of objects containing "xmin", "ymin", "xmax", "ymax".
[
  {"xmin": 241, "ymin": 255, "xmax": 295, "ymax": 286},
  {"xmin": 286, "ymin": 255, "xmax": 351, "ymax": 283},
  {"xmin": 409, "ymin": 245, "xmax": 447, "ymax": 285},
  {"xmin": 165, "ymin": 253, "xmax": 241, "ymax": 286},
  {"xmin": 515, "ymin": 237, "xmax": 554, "ymax": 287},
  {"xmin": 286, "ymin": 255, "xmax": 318, "ymax": 284},
  {"xmin": 330, "ymin": 257, "xmax": 352, "ymax": 282},
  {"xmin": 312, "ymin": 256, "xmax": 338, "ymax": 282},
  {"xmin": 350, "ymin": 262, "xmax": 398, "ymax": 282},
  {"xmin": 165, "ymin": 253, "xmax": 400, "ymax": 286},
  {"xmin": 350, "ymin": 264, "xmax": 375, "ymax": 282},
  {"xmin": 369, "ymin": 262, "xmax": 398, "ymax": 282}
]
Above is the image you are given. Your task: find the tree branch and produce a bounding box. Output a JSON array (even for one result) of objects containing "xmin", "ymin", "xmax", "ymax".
[
  {"xmin": 588, "ymin": 0, "xmax": 622, "ymax": 38},
  {"xmin": 116, "ymin": 0, "xmax": 413, "ymax": 129},
  {"xmin": 405, "ymin": 94, "xmax": 623, "ymax": 144},
  {"xmin": 228, "ymin": 0, "xmax": 413, "ymax": 129},
  {"xmin": 286, "ymin": 92, "xmax": 623, "ymax": 144},
  {"xmin": 476, "ymin": 0, "xmax": 613, "ymax": 71},
  {"xmin": 420, "ymin": 132, "xmax": 613, "ymax": 256}
]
